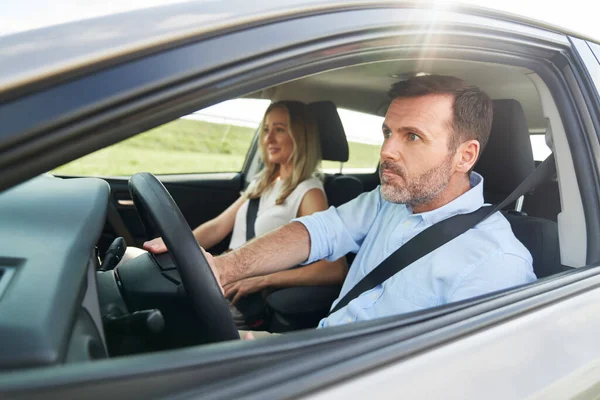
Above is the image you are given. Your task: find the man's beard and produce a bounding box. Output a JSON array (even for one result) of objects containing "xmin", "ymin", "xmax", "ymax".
[{"xmin": 379, "ymin": 154, "xmax": 454, "ymax": 206}]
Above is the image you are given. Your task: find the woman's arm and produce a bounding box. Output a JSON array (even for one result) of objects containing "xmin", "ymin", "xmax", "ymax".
[
  {"xmin": 144, "ymin": 195, "xmax": 246, "ymax": 253},
  {"xmin": 296, "ymin": 187, "xmax": 328, "ymax": 217}
]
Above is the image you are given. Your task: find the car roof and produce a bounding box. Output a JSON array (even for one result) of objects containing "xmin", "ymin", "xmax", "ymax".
[{"xmin": 0, "ymin": 0, "xmax": 586, "ymax": 95}]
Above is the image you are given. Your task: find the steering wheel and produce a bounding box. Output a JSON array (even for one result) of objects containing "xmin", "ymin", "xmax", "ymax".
[{"xmin": 128, "ymin": 172, "xmax": 239, "ymax": 342}]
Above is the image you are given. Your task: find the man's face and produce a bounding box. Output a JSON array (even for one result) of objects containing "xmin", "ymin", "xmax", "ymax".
[{"xmin": 379, "ymin": 94, "xmax": 458, "ymax": 206}]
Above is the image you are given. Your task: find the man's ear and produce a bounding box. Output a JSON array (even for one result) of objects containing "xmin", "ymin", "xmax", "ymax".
[{"xmin": 455, "ymin": 140, "xmax": 480, "ymax": 173}]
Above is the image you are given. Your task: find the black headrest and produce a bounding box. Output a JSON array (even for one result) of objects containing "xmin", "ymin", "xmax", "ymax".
[
  {"xmin": 324, "ymin": 175, "xmax": 364, "ymax": 208},
  {"xmin": 308, "ymin": 101, "xmax": 349, "ymax": 162},
  {"xmin": 474, "ymin": 99, "xmax": 535, "ymax": 198}
]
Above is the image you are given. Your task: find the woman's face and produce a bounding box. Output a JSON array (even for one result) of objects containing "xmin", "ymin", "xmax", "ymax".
[{"xmin": 263, "ymin": 107, "xmax": 295, "ymax": 166}]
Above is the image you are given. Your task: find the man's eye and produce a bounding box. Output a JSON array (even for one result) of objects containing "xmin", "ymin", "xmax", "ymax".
[
  {"xmin": 383, "ymin": 129, "xmax": 391, "ymax": 139},
  {"xmin": 408, "ymin": 133, "xmax": 420, "ymax": 141}
]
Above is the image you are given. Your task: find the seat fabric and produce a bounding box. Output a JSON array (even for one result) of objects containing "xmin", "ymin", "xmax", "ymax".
[
  {"xmin": 265, "ymin": 101, "xmax": 362, "ymax": 332},
  {"xmin": 475, "ymin": 99, "xmax": 561, "ymax": 279}
]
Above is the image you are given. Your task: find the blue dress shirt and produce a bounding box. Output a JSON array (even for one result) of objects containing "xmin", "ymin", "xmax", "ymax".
[{"xmin": 293, "ymin": 172, "xmax": 535, "ymax": 328}]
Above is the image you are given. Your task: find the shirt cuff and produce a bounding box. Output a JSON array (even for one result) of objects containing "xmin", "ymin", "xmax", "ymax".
[
  {"xmin": 292, "ymin": 206, "xmax": 338, "ymax": 265},
  {"xmin": 293, "ymin": 217, "xmax": 323, "ymax": 265}
]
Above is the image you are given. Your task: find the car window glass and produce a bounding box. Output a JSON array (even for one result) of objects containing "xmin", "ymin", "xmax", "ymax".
[
  {"xmin": 52, "ymin": 98, "xmax": 271, "ymax": 176},
  {"xmin": 530, "ymin": 134, "xmax": 552, "ymax": 161},
  {"xmin": 326, "ymin": 110, "xmax": 554, "ymax": 168},
  {"xmin": 322, "ymin": 108, "xmax": 383, "ymax": 173}
]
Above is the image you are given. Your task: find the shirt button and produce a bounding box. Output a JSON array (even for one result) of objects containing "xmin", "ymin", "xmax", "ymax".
[
  {"xmin": 372, "ymin": 293, "xmax": 378, "ymax": 300},
  {"xmin": 346, "ymin": 317, "xmax": 352, "ymax": 323}
]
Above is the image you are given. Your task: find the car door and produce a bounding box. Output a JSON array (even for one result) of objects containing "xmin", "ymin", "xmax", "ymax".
[
  {"xmin": 53, "ymin": 99, "xmax": 269, "ymax": 254},
  {"xmin": 4, "ymin": 3, "xmax": 600, "ymax": 400},
  {"xmin": 570, "ymin": 38, "xmax": 600, "ymax": 124}
]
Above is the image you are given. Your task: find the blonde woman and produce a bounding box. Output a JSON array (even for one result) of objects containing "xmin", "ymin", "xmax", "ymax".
[{"xmin": 144, "ymin": 101, "xmax": 348, "ymax": 324}]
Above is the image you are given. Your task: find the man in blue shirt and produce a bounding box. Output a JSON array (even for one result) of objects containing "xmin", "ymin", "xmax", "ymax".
[{"xmin": 208, "ymin": 75, "xmax": 536, "ymax": 330}]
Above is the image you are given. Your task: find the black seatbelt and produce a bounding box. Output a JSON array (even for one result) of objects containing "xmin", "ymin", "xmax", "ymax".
[
  {"xmin": 246, "ymin": 197, "xmax": 260, "ymax": 241},
  {"xmin": 329, "ymin": 154, "xmax": 556, "ymax": 315},
  {"xmin": 236, "ymin": 196, "xmax": 265, "ymax": 326}
]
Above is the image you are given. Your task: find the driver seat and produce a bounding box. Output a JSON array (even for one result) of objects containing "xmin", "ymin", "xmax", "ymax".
[{"xmin": 475, "ymin": 99, "xmax": 562, "ymax": 278}]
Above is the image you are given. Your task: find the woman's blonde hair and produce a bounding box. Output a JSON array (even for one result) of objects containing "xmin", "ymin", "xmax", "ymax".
[{"xmin": 245, "ymin": 101, "xmax": 322, "ymax": 205}]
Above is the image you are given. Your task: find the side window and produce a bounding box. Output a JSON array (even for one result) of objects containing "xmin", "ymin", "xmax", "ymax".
[
  {"xmin": 52, "ymin": 99, "xmax": 271, "ymax": 176},
  {"xmin": 530, "ymin": 133, "xmax": 552, "ymax": 161},
  {"xmin": 322, "ymin": 108, "xmax": 383, "ymax": 173},
  {"xmin": 323, "ymin": 108, "xmax": 553, "ymax": 169}
]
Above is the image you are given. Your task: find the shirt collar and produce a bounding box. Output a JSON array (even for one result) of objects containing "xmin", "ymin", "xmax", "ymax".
[{"xmin": 410, "ymin": 172, "xmax": 485, "ymax": 225}]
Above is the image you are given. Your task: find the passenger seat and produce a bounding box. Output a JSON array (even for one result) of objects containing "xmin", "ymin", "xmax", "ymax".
[{"xmin": 265, "ymin": 101, "xmax": 363, "ymax": 332}]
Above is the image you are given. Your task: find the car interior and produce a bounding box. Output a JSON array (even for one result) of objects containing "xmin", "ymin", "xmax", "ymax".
[
  {"xmin": 242, "ymin": 62, "xmax": 565, "ymax": 331},
  {"xmin": 0, "ymin": 55, "xmax": 583, "ymax": 369}
]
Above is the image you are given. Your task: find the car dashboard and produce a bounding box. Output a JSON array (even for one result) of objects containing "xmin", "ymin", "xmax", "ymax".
[{"xmin": 0, "ymin": 175, "xmax": 110, "ymax": 370}]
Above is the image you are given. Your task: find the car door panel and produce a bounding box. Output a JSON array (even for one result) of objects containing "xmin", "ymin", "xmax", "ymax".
[{"xmin": 100, "ymin": 172, "xmax": 242, "ymax": 253}]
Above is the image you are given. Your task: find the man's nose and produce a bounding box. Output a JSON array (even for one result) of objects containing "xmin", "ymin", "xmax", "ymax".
[{"xmin": 380, "ymin": 138, "xmax": 402, "ymax": 160}]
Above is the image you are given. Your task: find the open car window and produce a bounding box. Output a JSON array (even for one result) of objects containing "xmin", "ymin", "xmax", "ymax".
[
  {"xmin": 322, "ymin": 108, "xmax": 383, "ymax": 173},
  {"xmin": 530, "ymin": 133, "xmax": 553, "ymax": 161},
  {"xmin": 52, "ymin": 98, "xmax": 271, "ymax": 176}
]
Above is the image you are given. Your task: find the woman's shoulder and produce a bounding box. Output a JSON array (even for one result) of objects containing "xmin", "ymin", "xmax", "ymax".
[{"xmin": 295, "ymin": 176, "xmax": 325, "ymax": 192}]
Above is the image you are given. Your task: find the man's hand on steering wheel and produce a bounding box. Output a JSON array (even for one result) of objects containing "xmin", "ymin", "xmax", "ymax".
[
  {"xmin": 144, "ymin": 236, "xmax": 225, "ymax": 295},
  {"xmin": 143, "ymin": 237, "xmax": 168, "ymax": 254}
]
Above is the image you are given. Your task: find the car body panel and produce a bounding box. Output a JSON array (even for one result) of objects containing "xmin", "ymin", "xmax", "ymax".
[
  {"xmin": 572, "ymin": 38, "xmax": 600, "ymax": 108},
  {"xmin": 308, "ymin": 280, "xmax": 600, "ymax": 399},
  {"xmin": 590, "ymin": 41, "xmax": 600, "ymax": 64}
]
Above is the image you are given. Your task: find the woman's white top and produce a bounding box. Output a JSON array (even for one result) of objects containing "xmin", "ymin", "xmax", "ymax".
[{"xmin": 229, "ymin": 177, "xmax": 325, "ymax": 250}]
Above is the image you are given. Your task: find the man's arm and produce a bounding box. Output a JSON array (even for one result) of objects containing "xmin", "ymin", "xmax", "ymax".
[
  {"xmin": 215, "ymin": 221, "xmax": 310, "ymax": 286},
  {"xmin": 223, "ymin": 256, "xmax": 348, "ymax": 305},
  {"xmin": 211, "ymin": 187, "xmax": 382, "ymax": 288}
]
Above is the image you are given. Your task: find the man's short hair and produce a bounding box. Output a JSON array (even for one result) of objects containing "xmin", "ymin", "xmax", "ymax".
[{"xmin": 388, "ymin": 75, "xmax": 493, "ymax": 155}]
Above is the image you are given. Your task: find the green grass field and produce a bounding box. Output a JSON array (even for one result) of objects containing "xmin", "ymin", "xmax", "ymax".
[{"xmin": 52, "ymin": 118, "xmax": 381, "ymax": 176}]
